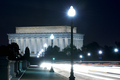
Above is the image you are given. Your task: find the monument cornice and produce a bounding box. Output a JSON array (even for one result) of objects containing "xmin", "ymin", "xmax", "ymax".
[{"xmin": 7, "ymin": 33, "xmax": 84, "ymax": 39}]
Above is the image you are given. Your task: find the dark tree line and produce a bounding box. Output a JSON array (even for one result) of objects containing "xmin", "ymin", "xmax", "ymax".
[
  {"xmin": 44, "ymin": 41, "xmax": 120, "ymax": 61},
  {"xmin": 44, "ymin": 45, "xmax": 82, "ymax": 60},
  {"xmin": 0, "ymin": 42, "xmax": 30, "ymax": 61},
  {"xmin": 1, "ymin": 41, "xmax": 120, "ymax": 61},
  {"xmin": 82, "ymin": 41, "xmax": 120, "ymax": 61}
]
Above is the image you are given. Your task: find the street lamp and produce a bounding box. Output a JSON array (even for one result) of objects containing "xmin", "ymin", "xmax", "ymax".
[
  {"xmin": 87, "ymin": 53, "xmax": 91, "ymax": 56},
  {"xmin": 114, "ymin": 48, "xmax": 119, "ymax": 53},
  {"xmin": 44, "ymin": 43, "xmax": 48, "ymax": 51},
  {"xmin": 50, "ymin": 34, "xmax": 54, "ymax": 47},
  {"xmin": 41, "ymin": 49, "xmax": 44, "ymax": 57},
  {"xmin": 68, "ymin": 6, "xmax": 76, "ymax": 80},
  {"xmin": 98, "ymin": 50, "xmax": 103, "ymax": 59},
  {"xmin": 49, "ymin": 34, "xmax": 54, "ymax": 72},
  {"xmin": 79, "ymin": 55, "xmax": 83, "ymax": 58},
  {"xmin": 98, "ymin": 50, "xmax": 103, "ymax": 55}
]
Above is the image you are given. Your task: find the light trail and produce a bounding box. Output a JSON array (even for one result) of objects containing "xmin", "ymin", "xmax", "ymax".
[{"xmin": 40, "ymin": 62, "xmax": 120, "ymax": 80}]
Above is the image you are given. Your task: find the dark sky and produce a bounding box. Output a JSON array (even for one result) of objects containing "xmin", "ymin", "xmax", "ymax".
[{"xmin": 0, "ymin": 0, "xmax": 120, "ymax": 46}]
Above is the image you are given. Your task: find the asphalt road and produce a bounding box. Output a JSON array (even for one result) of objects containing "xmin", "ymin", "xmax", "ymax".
[{"xmin": 53, "ymin": 64, "xmax": 120, "ymax": 80}]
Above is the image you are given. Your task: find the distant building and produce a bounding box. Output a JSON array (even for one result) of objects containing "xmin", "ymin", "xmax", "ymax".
[{"xmin": 7, "ymin": 26, "xmax": 84, "ymax": 57}]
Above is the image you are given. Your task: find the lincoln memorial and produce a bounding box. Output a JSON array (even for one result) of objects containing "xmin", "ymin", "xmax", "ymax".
[{"xmin": 7, "ymin": 26, "xmax": 84, "ymax": 57}]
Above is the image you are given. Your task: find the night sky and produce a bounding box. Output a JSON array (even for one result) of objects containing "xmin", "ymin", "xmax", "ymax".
[{"xmin": 0, "ymin": 0, "xmax": 120, "ymax": 46}]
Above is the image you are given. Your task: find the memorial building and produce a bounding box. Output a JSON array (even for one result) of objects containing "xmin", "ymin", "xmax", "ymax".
[{"xmin": 7, "ymin": 26, "xmax": 84, "ymax": 57}]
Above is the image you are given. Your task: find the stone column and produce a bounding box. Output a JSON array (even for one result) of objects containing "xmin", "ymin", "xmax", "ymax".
[
  {"xmin": 0, "ymin": 56, "xmax": 9, "ymax": 80},
  {"xmin": 59, "ymin": 38, "xmax": 63, "ymax": 51},
  {"xmin": 14, "ymin": 61, "xmax": 19, "ymax": 75},
  {"xmin": 37, "ymin": 38, "xmax": 40, "ymax": 53},
  {"xmin": 9, "ymin": 61, "xmax": 16, "ymax": 77},
  {"xmin": 48, "ymin": 38, "xmax": 51, "ymax": 46},
  {"xmin": 20, "ymin": 38, "xmax": 24, "ymax": 54},
  {"xmin": 23, "ymin": 38, "xmax": 26, "ymax": 53},
  {"xmin": 29, "ymin": 38, "xmax": 31, "ymax": 54},
  {"xmin": 77, "ymin": 39, "xmax": 79, "ymax": 49},
  {"xmin": 9, "ymin": 61, "xmax": 12, "ymax": 80},
  {"xmin": 15, "ymin": 38, "xmax": 18, "ymax": 44},
  {"xmin": 17, "ymin": 38, "xmax": 21, "ymax": 53},
  {"xmin": 42, "ymin": 38, "xmax": 46, "ymax": 48},
  {"xmin": 56, "ymin": 38, "xmax": 59, "ymax": 47},
  {"xmin": 9, "ymin": 39, "xmax": 11, "ymax": 44},
  {"xmin": 18, "ymin": 61, "xmax": 21, "ymax": 73},
  {"xmin": 40, "ymin": 38, "xmax": 43, "ymax": 49},
  {"xmin": 65, "ymin": 38, "xmax": 68, "ymax": 48},
  {"xmin": 46, "ymin": 38, "xmax": 48, "ymax": 45},
  {"xmin": 63, "ymin": 38, "xmax": 65, "ymax": 49},
  {"xmin": 22, "ymin": 60, "xmax": 27, "ymax": 70},
  {"xmin": 54, "ymin": 38, "xmax": 57, "ymax": 46},
  {"xmin": 31, "ymin": 38, "xmax": 34, "ymax": 54},
  {"xmin": 68, "ymin": 38, "xmax": 71, "ymax": 46},
  {"xmin": 19, "ymin": 61, "xmax": 23, "ymax": 72},
  {"xmin": 13, "ymin": 39, "xmax": 16, "ymax": 43},
  {"xmin": 34, "ymin": 38, "xmax": 37, "ymax": 54},
  {"xmin": 78, "ymin": 39, "xmax": 82, "ymax": 49}
]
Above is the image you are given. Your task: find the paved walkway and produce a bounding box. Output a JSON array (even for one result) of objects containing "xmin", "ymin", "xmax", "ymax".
[{"xmin": 20, "ymin": 67, "xmax": 68, "ymax": 80}]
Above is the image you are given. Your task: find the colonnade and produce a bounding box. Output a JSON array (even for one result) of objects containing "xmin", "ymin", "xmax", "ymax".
[{"xmin": 9, "ymin": 37, "xmax": 82, "ymax": 56}]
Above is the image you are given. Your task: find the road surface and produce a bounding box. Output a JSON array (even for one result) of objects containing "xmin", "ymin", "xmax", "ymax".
[{"xmin": 40, "ymin": 63, "xmax": 120, "ymax": 80}]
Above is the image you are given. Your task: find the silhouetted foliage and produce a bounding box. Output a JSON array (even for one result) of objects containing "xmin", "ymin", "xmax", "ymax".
[
  {"xmin": 44, "ymin": 45, "xmax": 66, "ymax": 60},
  {"xmin": 24, "ymin": 47, "xmax": 30, "ymax": 61},
  {"xmin": 62, "ymin": 45, "xmax": 82, "ymax": 60},
  {"xmin": 82, "ymin": 42, "xmax": 103, "ymax": 60},
  {"xmin": 8, "ymin": 42, "xmax": 22, "ymax": 60},
  {"xmin": 0, "ymin": 43, "xmax": 22, "ymax": 60}
]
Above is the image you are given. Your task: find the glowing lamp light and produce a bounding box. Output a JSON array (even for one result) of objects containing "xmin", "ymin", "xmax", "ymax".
[
  {"xmin": 38, "ymin": 53, "xmax": 40, "ymax": 56},
  {"xmin": 53, "ymin": 57, "xmax": 55, "ymax": 61},
  {"xmin": 68, "ymin": 6, "xmax": 76, "ymax": 17},
  {"xmin": 114, "ymin": 48, "xmax": 119, "ymax": 52},
  {"xmin": 50, "ymin": 34, "xmax": 54, "ymax": 40},
  {"xmin": 44, "ymin": 43, "xmax": 48, "ymax": 48},
  {"xmin": 79, "ymin": 55, "xmax": 83, "ymax": 58},
  {"xmin": 98, "ymin": 50, "xmax": 103, "ymax": 55},
  {"xmin": 41, "ymin": 49, "xmax": 44, "ymax": 52},
  {"xmin": 37, "ymin": 55, "xmax": 39, "ymax": 58},
  {"xmin": 87, "ymin": 53, "xmax": 91, "ymax": 56}
]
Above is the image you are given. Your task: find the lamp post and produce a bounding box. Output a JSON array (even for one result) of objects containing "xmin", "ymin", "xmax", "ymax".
[
  {"xmin": 80, "ymin": 55, "xmax": 83, "ymax": 58},
  {"xmin": 44, "ymin": 43, "xmax": 47, "ymax": 52},
  {"xmin": 41, "ymin": 49, "xmax": 44, "ymax": 57},
  {"xmin": 98, "ymin": 50, "xmax": 103, "ymax": 55},
  {"xmin": 87, "ymin": 53, "xmax": 91, "ymax": 56},
  {"xmin": 50, "ymin": 34, "xmax": 54, "ymax": 72},
  {"xmin": 98, "ymin": 50, "xmax": 103, "ymax": 59},
  {"xmin": 50, "ymin": 34, "xmax": 54, "ymax": 47},
  {"xmin": 68, "ymin": 6, "xmax": 76, "ymax": 80}
]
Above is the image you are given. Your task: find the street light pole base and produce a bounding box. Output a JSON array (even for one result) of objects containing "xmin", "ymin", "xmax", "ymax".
[
  {"xmin": 49, "ymin": 66, "xmax": 54, "ymax": 72},
  {"xmin": 69, "ymin": 75, "xmax": 75, "ymax": 80}
]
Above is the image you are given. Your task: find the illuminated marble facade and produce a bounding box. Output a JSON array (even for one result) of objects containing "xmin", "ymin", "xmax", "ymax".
[{"xmin": 8, "ymin": 26, "xmax": 84, "ymax": 57}]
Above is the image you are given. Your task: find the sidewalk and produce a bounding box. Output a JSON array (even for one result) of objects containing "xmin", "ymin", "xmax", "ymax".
[
  {"xmin": 11, "ymin": 70, "xmax": 26, "ymax": 80},
  {"xmin": 20, "ymin": 67, "xmax": 68, "ymax": 80}
]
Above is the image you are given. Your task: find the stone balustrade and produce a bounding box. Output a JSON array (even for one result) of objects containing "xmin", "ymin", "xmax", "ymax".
[
  {"xmin": 0, "ymin": 56, "xmax": 29, "ymax": 80},
  {"xmin": 0, "ymin": 56, "xmax": 9, "ymax": 80}
]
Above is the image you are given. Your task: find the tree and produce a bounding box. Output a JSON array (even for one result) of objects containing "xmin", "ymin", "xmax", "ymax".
[
  {"xmin": 8, "ymin": 42, "xmax": 22, "ymax": 60},
  {"xmin": 82, "ymin": 42, "xmax": 102, "ymax": 60},
  {"xmin": 63, "ymin": 45, "xmax": 71, "ymax": 56},
  {"xmin": 24, "ymin": 47, "xmax": 30, "ymax": 61},
  {"xmin": 63, "ymin": 45, "xmax": 79, "ymax": 60}
]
